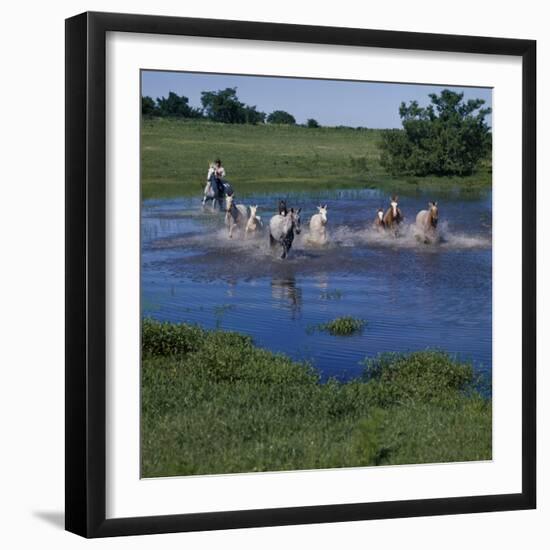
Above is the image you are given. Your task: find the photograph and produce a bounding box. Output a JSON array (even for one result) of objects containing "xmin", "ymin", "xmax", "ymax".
[{"xmin": 139, "ymin": 70, "xmax": 493, "ymax": 478}]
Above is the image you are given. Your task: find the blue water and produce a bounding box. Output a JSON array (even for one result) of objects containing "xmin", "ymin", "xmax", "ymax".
[{"xmin": 141, "ymin": 188, "xmax": 492, "ymax": 382}]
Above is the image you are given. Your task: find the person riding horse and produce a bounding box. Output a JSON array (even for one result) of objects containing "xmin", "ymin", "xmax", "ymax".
[
  {"xmin": 213, "ymin": 159, "xmax": 226, "ymax": 195},
  {"xmin": 203, "ymin": 159, "xmax": 234, "ymax": 209}
]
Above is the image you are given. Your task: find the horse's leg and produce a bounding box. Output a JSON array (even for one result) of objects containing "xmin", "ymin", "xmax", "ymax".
[
  {"xmin": 269, "ymin": 233, "xmax": 277, "ymax": 248},
  {"xmin": 281, "ymin": 236, "xmax": 291, "ymax": 259}
]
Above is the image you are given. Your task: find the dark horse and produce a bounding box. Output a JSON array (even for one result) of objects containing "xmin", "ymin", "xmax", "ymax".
[{"xmin": 269, "ymin": 208, "xmax": 302, "ymax": 259}]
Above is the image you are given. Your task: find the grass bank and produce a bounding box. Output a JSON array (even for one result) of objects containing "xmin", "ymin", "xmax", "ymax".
[
  {"xmin": 141, "ymin": 319, "xmax": 491, "ymax": 477},
  {"xmin": 141, "ymin": 118, "xmax": 491, "ymax": 200}
]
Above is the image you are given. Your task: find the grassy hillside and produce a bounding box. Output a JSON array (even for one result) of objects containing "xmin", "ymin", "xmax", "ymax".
[
  {"xmin": 141, "ymin": 118, "xmax": 491, "ymax": 199},
  {"xmin": 141, "ymin": 320, "xmax": 492, "ymax": 478}
]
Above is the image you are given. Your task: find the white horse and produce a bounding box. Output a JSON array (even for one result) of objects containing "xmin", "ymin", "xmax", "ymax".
[
  {"xmin": 245, "ymin": 205, "xmax": 263, "ymax": 237},
  {"xmin": 269, "ymin": 208, "xmax": 302, "ymax": 259},
  {"xmin": 308, "ymin": 204, "xmax": 328, "ymax": 245},
  {"xmin": 416, "ymin": 201, "xmax": 439, "ymax": 243},
  {"xmin": 225, "ymin": 195, "xmax": 248, "ymax": 239},
  {"xmin": 202, "ymin": 164, "xmax": 223, "ymax": 210}
]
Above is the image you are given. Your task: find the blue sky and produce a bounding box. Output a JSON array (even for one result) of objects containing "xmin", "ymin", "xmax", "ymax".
[{"xmin": 142, "ymin": 71, "xmax": 492, "ymax": 129}]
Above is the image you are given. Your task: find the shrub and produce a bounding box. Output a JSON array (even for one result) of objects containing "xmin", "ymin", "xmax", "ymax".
[
  {"xmin": 142, "ymin": 318, "xmax": 316, "ymax": 384},
  {"xmin": 362, "ymin": 350, "xmax": 475, "ymax": 407},
  {"xmin": 142, "ymin": 318, "xmax": 206, "ymax": 356}
]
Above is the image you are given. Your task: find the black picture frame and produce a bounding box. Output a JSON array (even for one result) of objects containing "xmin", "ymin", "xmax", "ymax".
[{"xmin": 65, "ymin": 11, "xmax": 536, "ymax": 538}]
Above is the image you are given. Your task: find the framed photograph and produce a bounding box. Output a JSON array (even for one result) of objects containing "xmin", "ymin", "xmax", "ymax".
[{"xmin": 65, "ymin": 11, "xmax": 536, "ymax": 538}]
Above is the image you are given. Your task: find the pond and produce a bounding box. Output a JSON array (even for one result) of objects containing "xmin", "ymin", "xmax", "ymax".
[{"xmin": 141, "ymin": 188, "xmax": 492, "ymax": 383}]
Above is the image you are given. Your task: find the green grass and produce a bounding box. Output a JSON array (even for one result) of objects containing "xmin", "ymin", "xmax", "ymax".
[
  {"xmin": 141, "ymin": 118, "xmax": 491, "ymax": 199},
  {"xmin": 141, "ymin": 319, "xmax": 491, "ymax": 477}
]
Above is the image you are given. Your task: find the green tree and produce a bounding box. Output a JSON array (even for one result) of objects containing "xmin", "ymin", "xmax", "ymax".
[
  {"xmin": 307, "ymin": 118, "xmax": 320, "ymax": 128},
  {"xmin": 201, "ymin": 87, "xmax": 247, "ymax": 124},
  {"xmin": 141, "ymin": 96, "xmax": 158, "ymax": 116},
  {"xmin": 243, "ymin": 105, "xmax": 266, "ymax": 124},
  {"xmin": 200, "ymin": 88, "xmax": 265, "ymax": 124},
  {"xmin": 156, "ymin": 92, "xmax": 202, "ymax": 118},
  {"xmin": 380, "ymin": 89, "xmax": 492, "ymax": 177},
  {"xmin": 267, "ymin": 110, "xmax": 296, "ymax": 125}
]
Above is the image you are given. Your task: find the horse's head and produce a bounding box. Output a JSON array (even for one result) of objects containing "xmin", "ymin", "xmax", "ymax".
[
  {"xmin": 225, "ymin": 194, "xmax": 234, "ymax": 212},
  {"xmin": 390, "ymin": 196, "xmax": 399, "ymax": 218},
  {"xmin": 206, "ymin": 165, "xmax": 215, "ymax": 183},
  {"xmin": 250, "ymin": 205, "xmax": 258, "ymax": 218},
  {"xmin": 278, "ymin": 200, "xmax": 288, "ymax": 216},
  {"xmin": 377, "ymin": 208, "xmax": 384, "ymax": 221},
  {"xmin": 429, "ymin": 201, "xmax": 439, "ymax": 227},
  {"xmin": 291, "ymin": 207, "xmax": 302, "ymax": 234},
  {"xmin": 317, "ymin": 204, "xmax": 328, "ymax": 223}
]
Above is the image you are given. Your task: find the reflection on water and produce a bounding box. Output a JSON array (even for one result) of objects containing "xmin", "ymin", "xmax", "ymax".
[
  {"xmin": 141, "ymin": 188, "xmax": 492, "ymax": 382},
  {"xmin": 271, "ymin": 277, "xmax": 303, "ymax": 319}
]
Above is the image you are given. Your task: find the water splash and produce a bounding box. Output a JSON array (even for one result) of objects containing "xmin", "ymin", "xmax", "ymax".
[
  {"xmin": 330, "ymin": 220, "xmax": 491, "ymax": 251},
  {"xmin": 151, "ymin": 219, "xmax": 490, "ymax": 256}
]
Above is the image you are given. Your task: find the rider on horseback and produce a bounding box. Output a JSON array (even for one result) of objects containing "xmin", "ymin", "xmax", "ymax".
[
  {"xmin": 213, "ymin": 158, "xmax": 226, "ymax": 195},
  {"xmin": 203, "ymin": 159, "xmax": 234, "ymax": 209}
]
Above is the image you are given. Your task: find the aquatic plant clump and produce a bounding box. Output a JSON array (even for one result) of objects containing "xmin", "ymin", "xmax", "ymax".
[
  {"xmin": 316, "ymin": 316, "xmax": 367, "ymax": 336},
  {"xmin": 319, "ymin": 289, "xmax": 343, "ymax": 301}
]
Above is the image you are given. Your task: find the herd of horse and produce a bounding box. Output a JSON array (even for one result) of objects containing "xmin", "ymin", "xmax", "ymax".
[{"xmin": 202, "ymin": 171, "xmax": 439, "ymax": 259}]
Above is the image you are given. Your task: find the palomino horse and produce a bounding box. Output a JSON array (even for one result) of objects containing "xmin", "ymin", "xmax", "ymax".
[
  {"xmin": 225, "ymin": 195, "xmax": 248, "ymax": 239},
  {"xmin": 372, "ymin": 208, "xmax": 385, "ymax": 231},
  {"xmin": 308, "ymin": 205, "xmax": 328, "ymax": 245},
  {"xmin": 245, "ymin": 205, "xmax": 263, "ymax": 237},
  {"xmin": 202, "ymin": 164, "xmax": 233, "ymax": 210},
  {"xmin": 416, "ymin": 201, "xmax": 439, "ymax": 243},
  {"xmin": 269, "ymin": 208, "xmax": 302, "ymax": 259},
  {"xmin": 383, "ymin": 196, "xmax": 404, "ymax": 235}
]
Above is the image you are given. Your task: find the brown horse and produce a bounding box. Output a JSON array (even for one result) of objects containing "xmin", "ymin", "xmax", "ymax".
[
  {"xmin": 372, "ymin": 208, "xmax": 385, "ymax": 231},
  {"xmin": 382, "ymin": 196, "xmax": 404, "ymax": 234}
]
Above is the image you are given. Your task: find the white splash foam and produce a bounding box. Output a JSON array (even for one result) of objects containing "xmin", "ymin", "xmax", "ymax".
[{"xmin": 331, "ymin": 221, "xmax": 491, "ymax": 251}]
